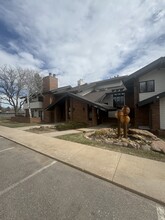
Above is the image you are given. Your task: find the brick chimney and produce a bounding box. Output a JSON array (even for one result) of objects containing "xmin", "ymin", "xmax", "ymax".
[
  {"xmin": 43, "ymin": 73, "xmax": 58, "ymax": 92},
  {"xmin": 42, "ymin": 73, "xmax": 58, "ymax": 123}
]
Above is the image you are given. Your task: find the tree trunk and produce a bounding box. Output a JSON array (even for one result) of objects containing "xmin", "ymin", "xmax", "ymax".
[
  {"xmin": 27, "ymin": 95, "xmax": 32, "ymax": 118},
  {"xmin": 13, "ymin": 104, "xmax": 18, "ymax": 116},
  {"xmin": 15, "ymin": 108, "xmax": 18, "ymax": 116}
]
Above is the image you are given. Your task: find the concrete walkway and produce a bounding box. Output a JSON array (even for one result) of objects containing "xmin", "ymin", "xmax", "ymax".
[
  {"xmin": 16, "ymin": 124, "xmax": 57, "ymax": 131},
  {"xmin": 17, "ymin": 125, "xmax": 96, "ymax": 137},
  {"xmin": 0, "ymin": 125, "xmax": 165, "ymax": 205}
]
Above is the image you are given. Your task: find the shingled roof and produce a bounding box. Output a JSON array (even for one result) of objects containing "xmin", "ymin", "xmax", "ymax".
[
  {"xmin": 45, "ymin": 92, "xmax": 115, "ymax": 111},
  {"xmin": 127, "ymin": 57, "xmax": 165, "ymax": 80}
]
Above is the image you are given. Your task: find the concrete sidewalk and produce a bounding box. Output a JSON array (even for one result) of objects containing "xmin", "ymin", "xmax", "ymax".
[
  {"xmin": 0, "ymin": 125, "xmax": 165, "ymax": 205},
  {"xmin": 16, "ymin": 124, "xmax": 94, "ymax": 137}
]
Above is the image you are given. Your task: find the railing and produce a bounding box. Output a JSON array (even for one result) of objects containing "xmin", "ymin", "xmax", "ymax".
[{"xmin": 23, "ymin": 101, "xmax": 43, "ymax": 109}]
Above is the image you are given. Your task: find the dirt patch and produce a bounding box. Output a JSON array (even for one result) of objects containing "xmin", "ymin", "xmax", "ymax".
[{"xmin": 27, "ymin": 126, "xmax": 56, "ymax": 134}]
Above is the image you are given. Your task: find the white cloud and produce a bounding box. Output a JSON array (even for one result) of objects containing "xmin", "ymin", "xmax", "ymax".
[
  {"xmin": 0, "ymin": 49, "xmax": 43, "ymax": 69},
  {"xmin": 0, "ymin": 0, "xmax": 165, "ymax": 86}
]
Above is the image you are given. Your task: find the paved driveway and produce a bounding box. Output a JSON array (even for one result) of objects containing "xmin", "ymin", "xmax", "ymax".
[{"xmin": 0, "ymin": 137, "xmax": 164, "ymax": 220}]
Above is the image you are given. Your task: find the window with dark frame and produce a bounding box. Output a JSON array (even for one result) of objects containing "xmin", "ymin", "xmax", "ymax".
[
  {"xmin": 113, "ymin": 93, "xmax": 125, "ymax": 108},
  {"xmin": 139, "ymin": 80, "xmax": 155, "ymax": 93},
  {"xmin": 38, "ymin": 96, "xmax": 43, "ymax": 102}
]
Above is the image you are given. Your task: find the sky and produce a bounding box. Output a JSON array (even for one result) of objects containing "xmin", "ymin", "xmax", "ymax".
[{"xmin": 0, "ymin": 0, "xmax": 165, "ymax": 87}]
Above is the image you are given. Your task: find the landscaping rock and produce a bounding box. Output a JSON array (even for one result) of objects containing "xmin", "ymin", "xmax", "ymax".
[
  {"xmin": 141, "ymin": 144, "xmax": 151, "ymax": 151},
  {"xmin": 129, "ymin": 134, "xmax": 151, "ymax": 144},
  {"xmin": 151, "ymin": 140, "xmax": 165, "ymax": 153},
  {"xmin": 86, "ymin": 128, "xmax": 165, "ymax": 154},
  {"xmin": 122, "ymin": 142, "xmax": 128, "ymax": 147},
  {"xmin": 128, "ymin": 129, "xmax": 158, "ymax": 140}
]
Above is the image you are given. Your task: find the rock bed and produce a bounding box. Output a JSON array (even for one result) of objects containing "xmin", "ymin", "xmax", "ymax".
[{"xmin": 85, "ymin": 128, "xmax": 165, "ymax": 154}]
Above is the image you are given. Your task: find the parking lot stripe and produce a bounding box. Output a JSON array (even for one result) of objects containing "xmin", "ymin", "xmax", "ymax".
[
  {"xmin": 0, "ymin": 147, "xmax": 15, "ymax": 153},
  {"xmin": 157, "ymin": 205, "xmax": 165, "ymax": 220},
  {"xmin": 0, "ymin": 161, "xmax": 57, "ymax": 197}
]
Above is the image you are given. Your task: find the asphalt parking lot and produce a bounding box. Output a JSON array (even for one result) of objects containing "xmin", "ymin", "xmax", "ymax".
[{"xmin": 0, "ymin": 136, "xmax": 164, "ymax": 220}]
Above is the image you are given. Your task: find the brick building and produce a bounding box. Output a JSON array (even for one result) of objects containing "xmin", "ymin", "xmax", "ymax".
[
  {"xmin": 44, "ymin": 75, "xmax": 127, "ymax": 126},
  {"xmin": 125, "ymin": 57, "xmax": 165, "ymax": 134},
  {"xmin": 23, "ymin": 57, "xmax": 165, "ymax": 133}
]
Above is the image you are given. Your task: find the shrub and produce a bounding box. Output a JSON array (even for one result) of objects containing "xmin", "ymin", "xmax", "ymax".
[
  {"xmin": 94, "ymin": 129, "xmax": 112, "ymax": 137},
  {"xmin": 56, "ymin": 121, "xmax": 87, "ymax": 131}
]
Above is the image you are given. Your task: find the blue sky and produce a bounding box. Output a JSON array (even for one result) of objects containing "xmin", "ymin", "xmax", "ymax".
[{"xmin": 0, "ymin": 0, "xmax": 165, "ymax": 86}]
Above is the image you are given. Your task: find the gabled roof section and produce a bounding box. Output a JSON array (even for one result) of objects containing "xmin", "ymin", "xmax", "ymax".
[
  {"xmin": 69, "ymin": 82, "xmax": 96, "ymax": 93},
  {"xmin": 45, "ymin": 92, "xmax": 115, "ymax": 111},
  {"xmin": 83, "ymin": 77, "xmax": 127, "ymax": 102},
  {"xmin": 44, "ymin": 75, "xmax": 128, "ymax": 97},
  {"xmin": 45, "ymin": 94, "xmax": 67, "ymax": 110},
  {"xmin": 69, "ymin": 93, "xmax": 113, "ymax": 110},
  {"xmin": 138, "ymin": 91, "xmax": 165, "ymax": 107},
  {"xmin": 127, "ymin": 57, "xmax": 165, "ymax": 80},
  {"xmin": 93, "ymin": 75, "xmax": 128, "ymax": 86},
  {"xmin": 51, "ymin": 85, "xmax": 72, "ymax": 94},
  {"xmin": 44, "ymin": 85, "xmax": 72, "ymax": 95},
  {"xmin": 45, "ymin": 75, "xmax": 128, "ymax": 110},
  {"xmin": 84, "ymin": 90, "xmax": 109, "ymax": 102},
  {"xmin": 70, "ymin": 75, "xmax": 127, "ymax": 95}
]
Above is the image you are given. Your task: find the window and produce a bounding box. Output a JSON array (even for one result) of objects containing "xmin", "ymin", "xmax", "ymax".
[
  {"xmin": 139, "ymin": 80, "xmax": 155, "ymax": 93},
  {"xmin": 31, "ymin": 110, "xmax": 34, "ymax": 117},
  {"xmin": 38, "ymin": 96, "xmax": 43, "ymax": 102},
  {"xmin": 113, "ymin": 93, "xmax": 125, "ymax": 108},
  {"xmin": 39, "ymin": 111, "xmax": 42, "ymax": 120}
]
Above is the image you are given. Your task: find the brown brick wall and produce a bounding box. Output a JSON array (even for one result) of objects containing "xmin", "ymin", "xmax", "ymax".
[
  {"xmin": 92, "ymin": 107, "xmax": 97, "ymax": 126},
  {"xmin": 43, "ymin": 111, "xmax": 52, "ymax": 123},
  {"xmin": 131, "ymin": 76, "xmax": 161, "ymax": 131},
  {"xmin": 54, "ymin": 106, "xmax": 60, "ymax": 122},
  {"xmin": 70, "ymin": 98, "xmax": 98, "ymax": 126},
  {"xmin": 43, "ymin": 94, "xmax": 53, "ymax": 108},
  {"xmin": 72, "ymin": 98, "xmax": 87, "ymax": 123},
  {"xmin": 43, "ymin": 75, "xmax": 58, "ymax": 92},
  {"xmin": 135, "ymin": 105, "xmax": 150, "ymax": 127},
  {"xmin": 134, "ymin": 100, "xmax": 160, "ymax": 131},
  {"xmin": 43, "ymin": 94, "xmax": 54, "ymax": 123},
  {"xmin": 157, "ymin": 129, "xmax": 165, "ymax": 136},
  {"xmin": 42, "ymin": 75, "xmax": 58, "ymax": 123},
  {"xmin": 150, "ymin": 101, "xmax": 160, "ymax": 130},
  {"xmin": 43, "ymin": 95, "xmax": 110, "ymax": 126}
]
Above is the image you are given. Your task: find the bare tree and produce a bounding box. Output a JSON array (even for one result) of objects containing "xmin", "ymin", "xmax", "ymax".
[
  {"xmin": 23, "ymin": 69, "xmax": 43, "ymax": 118},
  {"xmin": 0, "ymin": 66, "xmax": 43, "ymax": 117},
  {"xmin": 0, "ymin": 66, "xmax": 26, "ymax": 115}
]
